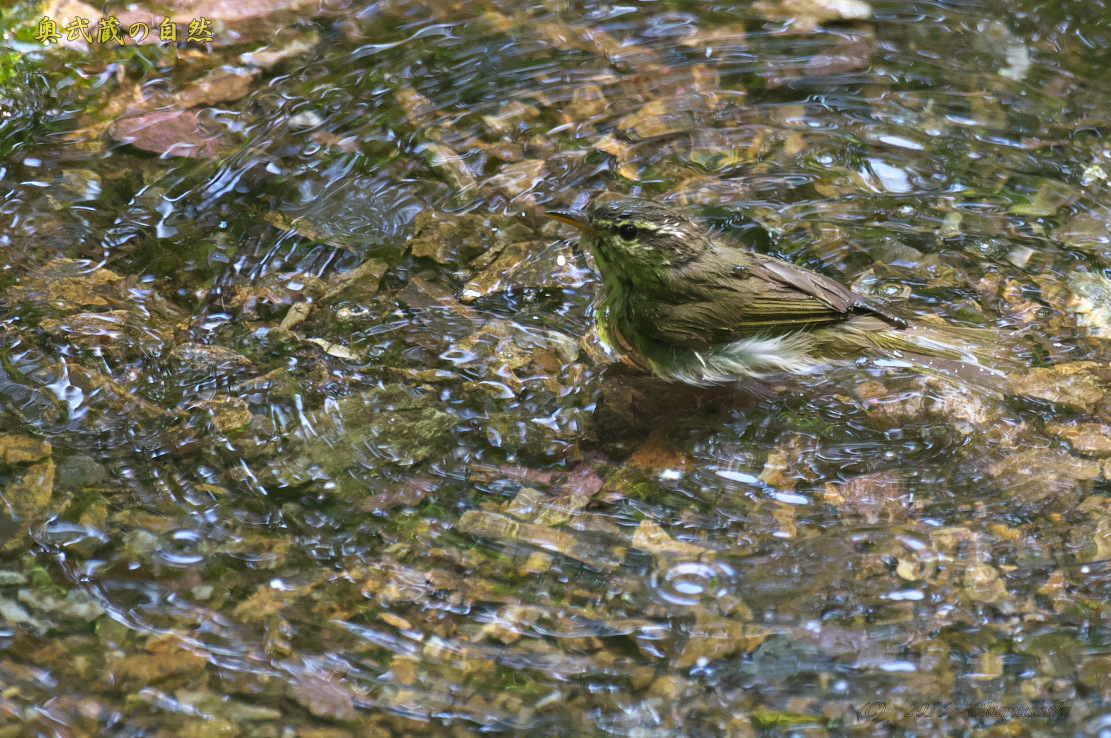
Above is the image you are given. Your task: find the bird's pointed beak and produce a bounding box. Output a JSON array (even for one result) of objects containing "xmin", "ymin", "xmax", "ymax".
[{"xmin": 545, "ymin": 209, "xmax": 597, "ymax": 236}]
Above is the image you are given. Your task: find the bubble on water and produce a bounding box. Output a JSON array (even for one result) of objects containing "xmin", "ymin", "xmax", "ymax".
[
  {"xmin": 154, "ymin": 530, "xmax": 206, "ymax": 567},
  {"xmin": 439, "ymin": 347, "xmax": 479, "ymax": 365},
  {"xmin": 652, "ymin": 560, "xmax": 737, "ymax": 607},
  {"xmin": 41, "ymin": 521, "xmax": 109, "ymax": 550}
]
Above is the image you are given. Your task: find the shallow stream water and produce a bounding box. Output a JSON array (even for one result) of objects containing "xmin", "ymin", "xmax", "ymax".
[{"xmin": 3, "ymin": 0, "xmax": 1111, "ymax": 735}]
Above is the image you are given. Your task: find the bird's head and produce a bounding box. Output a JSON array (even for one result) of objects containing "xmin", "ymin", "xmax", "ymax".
[{"xmin": 545, "ymin": 197, "xmax": 714, "ymax": 282}]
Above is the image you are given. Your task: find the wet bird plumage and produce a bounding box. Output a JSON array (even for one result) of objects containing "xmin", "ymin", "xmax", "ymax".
[{"xmin": 547, "ymin": 197, "xmax": 1007, "ymax": 388}]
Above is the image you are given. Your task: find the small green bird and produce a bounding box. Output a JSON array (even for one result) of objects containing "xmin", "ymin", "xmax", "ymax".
[{"xmin": 546, "ymin": 197, "xmax": 1007, "ymax": 388}]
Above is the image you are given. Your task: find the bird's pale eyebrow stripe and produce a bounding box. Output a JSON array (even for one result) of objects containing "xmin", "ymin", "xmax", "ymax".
[
  {"xmin": 597, "ymin": 220, "xmax": 664, "ymax": 231},
  {"xmin": 595, "ymin": 218, "xmax": 657, "ymax": 230},
  {"xmin": 656, "ymin": 225, "xmax": 687, "ymax": 237},
  {"xmin": 594, "ymin": 219, "xmax": 690, "ymax": 239}
]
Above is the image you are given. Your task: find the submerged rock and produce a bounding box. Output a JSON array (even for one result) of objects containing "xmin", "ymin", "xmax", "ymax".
[
  {"xmin": 1046, "ymin": 422, "xmax": 1111, "ymax": 457},
  {"xmin": 0, "ymin": 435, "xmax": 54, "ymax": 550},
  {"xmin": 1012, "ymin": 364, "xmax": 1107, "ymax": 413},
  {"xmin": 261, "ymin": 385, "xmax": 456, "ymax": 491},
  {"xmin": 409, "ymin": 211, "xmax": 492, "ymax": 265},
  {"xmin": 109, "ymin": 111, "xmax": 221, "ymax": 159},
  {"xmin": 6, "ymin": 259, "xmax": 126, "ymax": 311},
  {"xmin": 1066, "ymin": 272, "xmax": 1111, "ymax": 338}
]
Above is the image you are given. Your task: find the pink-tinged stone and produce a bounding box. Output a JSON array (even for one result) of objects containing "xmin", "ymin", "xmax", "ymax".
[{"xmin": 109, "ymin": 110, "xmax": 220, "ymax": 158}]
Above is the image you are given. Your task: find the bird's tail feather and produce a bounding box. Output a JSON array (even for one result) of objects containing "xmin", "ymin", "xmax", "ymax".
[{"xmin": 861, "ymin": 322, "xmax": 1015, "ymax": 394}]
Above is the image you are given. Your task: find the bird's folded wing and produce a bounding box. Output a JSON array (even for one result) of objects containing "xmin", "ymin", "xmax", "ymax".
[
  {"xmin": 637, "ymin": 252, "xmax": 903, "ymax": 348},
  {"xmin": 752, "ymin": 257, "xmax": 862, "ymax": 313},
  {"xmin": 751, "ymin": 256, "xmax": 905, "ymax": 325},
  {"xmin": 639, "ymin": 294, "xmax": 846, "ymax": 348}
]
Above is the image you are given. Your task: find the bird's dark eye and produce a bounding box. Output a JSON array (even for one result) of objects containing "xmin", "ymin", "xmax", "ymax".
[{"xmin": 617, "ymin": 224, "xmax": 639, "ymax": 240}]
